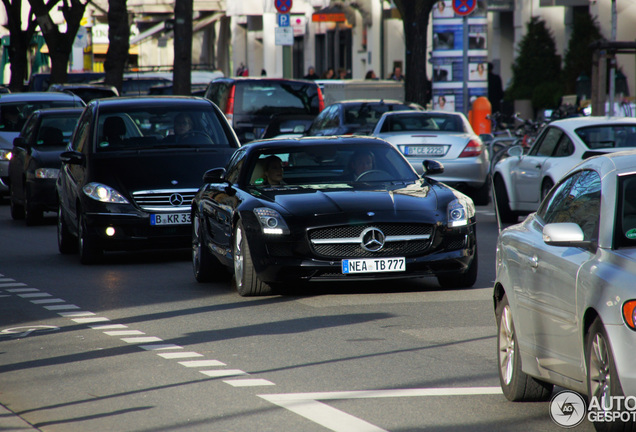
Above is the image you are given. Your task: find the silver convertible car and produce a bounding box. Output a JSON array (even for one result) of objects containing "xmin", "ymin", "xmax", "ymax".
[
  {"xmin": 372, "ymin": 110, "xmax": 490, "ymax": 205},
  {"xmin": 494, "ymin": 150, "xmax": 636, "ymax": 426}
]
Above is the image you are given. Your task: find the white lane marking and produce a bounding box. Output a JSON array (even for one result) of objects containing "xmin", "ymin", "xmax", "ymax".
[
  {"xmin": 71, "ymin": 317, "xmax": 110, "ymax": 324},
  {"xmin": 178, "ymin": 360, "xmax": 226, "ymax": 367},
  {"xmin": 224, "ymin": 379, "xmax": 276, "ymax": 387},
  {"xmin": 121, "ymin": 336, "xmax": 163, "ymax": 344},
  {"xmin": 103, "ymin": 330, "xmax": 145, "ymax": 336},
  {"xmin": 157, "ymin": 352, "xmax": 203, "ymax": 359},
  {"xmin": 200, "ymin": 369, "xmax": 248, "ymax": 378},
  {"xmin": 44, "ymin": 304, "xmax": 81, "ymax": 311},
  {"xmin": 18, "ymin": 293, "xmax": 52, "ymax": 298},
  {"xmin": 2, "ymin": 284, "xmax": 29, "ymax": 289},
  {"xmin": 139, "ymin": 344, "xmax": 183, "ymax": 351},
  {"xmin": 31, "ymin": 299, "xmax": 65, "ymax": 304},
  {"xmin": 58, "ymin": 311, "xmax": 96, "ymax": 317},
  {"xmin": 259, "ymin": 387, "xmax": 503, "ymax": 432},
  {"xmin": 90, "ymin": 324, "xmax": 128, "ymax": 330}
]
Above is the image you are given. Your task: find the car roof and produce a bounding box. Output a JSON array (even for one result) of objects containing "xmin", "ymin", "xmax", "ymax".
[
  {"xmin": 211, "ymin": 77, "xmax": 317, "ymax": 84},
  {"xmin": 89, "ymin": 95, "xmax": 214, "ymax": 108},
  {"xmin": 245, "ymin": 135, "xmax": 390, "ymax": 150},
  {"xmin": 333, "ymin": 99, "xmax": 406, "ymax": 105},
  {"xmin": 550, "ymin": 116, "xmax": 636, "ymax": 130},
  {"xmin": 32, "ymin": 107, "xmax": 86, "ymax": 116},
  {"xmin": 0, "ymin": 92, "xmax": 84, "ymax": 103}
]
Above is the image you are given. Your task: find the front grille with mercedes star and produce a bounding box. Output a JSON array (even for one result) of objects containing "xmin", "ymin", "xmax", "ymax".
[{"xmin": 132, "ymin": 189, "xmax": 198, "ymax": 211}]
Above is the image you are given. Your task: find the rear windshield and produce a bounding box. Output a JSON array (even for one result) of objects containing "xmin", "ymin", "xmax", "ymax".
[
  {"xmin": 575, "ymin": 124, "xmax": 636, "ymax": 149},
  {"xmin": 234, "ymin": 81, "xmax": 320, "ymax": 116},
  {"xmin": 95, "ymin": 105, "xmax": 238, "ymax": 152},
  {"xmin": 379, "ymin": 112, "xmax": 465, "ymax": 133},
  {"xmin": 36, "ymin": 113, "xmax": 83, "ymax": 147},
  {"xmin": 1, "ymin": 101, "xmax": 84, "ymax": 133}
]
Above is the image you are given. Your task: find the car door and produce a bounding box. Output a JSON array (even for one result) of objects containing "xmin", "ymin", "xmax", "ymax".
[
  {"xmin": 512, "ymin": 126, "xmax": 563, "ymax": 205},
  {"xmin": 517, "ymin": 170, "xmax": 600, "ymax": 379}
]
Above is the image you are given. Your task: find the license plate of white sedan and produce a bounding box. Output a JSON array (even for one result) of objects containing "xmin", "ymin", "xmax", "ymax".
[
  {"xmin": 150, "ymin": 213, "xmax": 191, "ymax": 225},
  {"xmin": 404, "ymin": 145, "xmax": 446, "ymax": 156},
  {"xmin": 342, "ymin": 257, "xmax": 405, "ymax": 274}
]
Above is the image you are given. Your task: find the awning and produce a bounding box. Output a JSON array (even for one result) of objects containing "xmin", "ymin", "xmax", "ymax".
[
  {"xmin": 40, "ymin": 43, "xmax": 139, "ymax": 55},
  {"xmin": 312, "ymin": 4, "xmax": 355, "ymax": 24}
]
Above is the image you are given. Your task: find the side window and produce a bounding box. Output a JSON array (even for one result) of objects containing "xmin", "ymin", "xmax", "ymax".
[
  {"xmin": 72, "ymin": 110, "xmax": 93, "ymax": 153},
  {"xmin": 225, "ymin": 148, "xmax": 247, "ymax": 184},
  {"xmin": 553, "ymin": 133, "xmax": 574, "ymax": 157},
  {"xmin": 539, "ymin": 170, "xmax": 601, "ymax": 242},
  {"xmin": 529, "ymin": 127, "xmax": 563, "ymax": 157},
  {"xmin": 21, "ymin": 116, "xmax": 38, "ymax": 144},
  {"xmin": 325, "ymin": 106, "xmax": 341, "ymax": 128}
]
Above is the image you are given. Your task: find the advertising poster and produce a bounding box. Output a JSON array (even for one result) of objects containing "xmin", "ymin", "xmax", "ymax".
[{"xmin": 431, "ymin": 0, "xmax": 488, "ymax": 113}]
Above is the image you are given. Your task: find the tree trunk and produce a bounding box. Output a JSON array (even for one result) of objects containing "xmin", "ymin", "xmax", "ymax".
[
  {"xmin": 393, "ymin": 0, "xmax": 435, "ymax": 107},
  {"xmin": 3, "ymin": 0, "xmax": 35, "ymax": 92},
  {"xmin": 104, "ymin": 0, "xmax": 130, "ymax": 93},
  {"xmin": 173, "ymin": 0, "xmax": 193, "ymax": 95}
]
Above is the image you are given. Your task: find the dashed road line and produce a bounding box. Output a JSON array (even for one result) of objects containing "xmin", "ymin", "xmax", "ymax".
[
  {"xmin": 200, "ymin": 369, "xmax": 248, "ymax": 378},
  {"xmin": 179, "ymin": 360, "xmax": 226, "ymax": 368},
  {"xmin": 157, "ymin": 352, "xmax": 204, "ymax": 359}
]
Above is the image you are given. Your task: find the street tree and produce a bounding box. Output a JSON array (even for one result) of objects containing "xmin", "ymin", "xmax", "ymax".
[
  {"xmin": 2, "ymin": 0, "xmax": 40, "ymax": 91},
  {"xmin": 28, "ymin": 0, "xmax": 90, "ymax": 86},
  {"xmin": 392, "ymin": 0, "xmax": 435, "ymax": 107},
  {"xmin": 104, "ymin": 0, "xmax": 129, "ymax": 93},
  {"xmin": 173, "ymin": 0, "xmax": 192, "ymax": 95}
]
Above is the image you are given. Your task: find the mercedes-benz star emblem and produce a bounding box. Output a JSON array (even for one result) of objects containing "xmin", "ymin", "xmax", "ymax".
[
  {"xmin": 169, "ymin": 193, "xmax": 184, "ymax": 206},
  {"xmin": 361, "ymin": 227, "xmax": 385, "ymax": 252}
]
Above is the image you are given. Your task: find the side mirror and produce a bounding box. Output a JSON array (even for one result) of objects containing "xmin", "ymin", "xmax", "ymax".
[
  {"xmin": 507, "ymin": 145, "xmax": 524, "ymax": 157},
  {"xmin": 59, "ymin": 150, "xmax": 84, "ymax": 165},
  {"xmin": 202, "ymin": 167, "xmax": 226, "ymax": 184},
  {"xmin": 422, "ymin": 159, "xmax": 444, "ymax": 176},
  {"xmin": 543, "ymin": 222, "xmax": 594, "ymax": 251},
  {"xmin": 13, "ymin": 136, "xmax": 26, "ymax": 148}
]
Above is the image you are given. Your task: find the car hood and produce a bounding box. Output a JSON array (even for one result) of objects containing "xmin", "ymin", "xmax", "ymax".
[
  {"xmin": 0, "ymin": 132, "xmax": 20, "ymax": 149},
  {"xmin": 91, "ymin": 148, "xmax": 236, "ymax": 194},
  {"xmin": 252, "ymin": 181, "xmax": 451, "ymax": 221}
]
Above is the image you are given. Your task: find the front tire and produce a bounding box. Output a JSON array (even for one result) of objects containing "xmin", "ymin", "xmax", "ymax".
[
  {"xmin": 496, "ymin": 294, "xmax": 553, "ymax": 401},
  {"xmin": 24, "ymin": 187, "xmax": 43, "ymax": 226},
  {"xmin": 437, "ymin": 247, "xmax": 478, "ymax": 289},
  {"xmin": 192, "ymin": 211, "xmax": 224, "ymax": 282},
  {"xmin": 232, "ymin": 221, "xmax": 272, "ymax": 296},
  {"xmin": 78, "ymin": 213, "xmax": 102, "ymax": 264},
  {"xmin": 57, "ymin": 205, "xmax": 77, "ymax": 254},
  {"xmin": 494, "ymin": 176, "xmax": 517, "ymax": 224},
  {"xmin": 470, "ymin": 179, "xmax": 490, "ymax": 206}
]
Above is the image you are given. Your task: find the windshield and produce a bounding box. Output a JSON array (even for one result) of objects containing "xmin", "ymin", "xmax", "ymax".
[
  {"xmin": 235, "ymin": 81, "xmax": 320, "ymax": 116},
  {"xmin": 95, "ymin": 105, "xmax": 236, "ymax": 152},
  {"xmin": 1, "ymin": 101, "xmax": 83, "ymax": 133},
  {"xmin": 576, "ymin": 124, "xmax": 636, "ymax": 149},
  {"xmin": 247, "ymin": 143, "xmax": 420, "ymax": 187}
]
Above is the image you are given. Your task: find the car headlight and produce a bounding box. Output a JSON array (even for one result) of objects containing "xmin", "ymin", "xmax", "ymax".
[
  {"xmin": 35, "ymin": 168, "xmax": 60, "ymax": 179},
  {"xmin": 0, "ymin": 149, "xmax": 11, "ymax": 161},
  {"xmin": 447, "ymin": 196, "xmax": 475, "ymax": 227},
  {"xmin": 254, "ymin": 207, "xmax": 290, "ymax": 235},
  {"xmin": 82, "ymin": 182, "xmax": 129, "ymax": 204}
]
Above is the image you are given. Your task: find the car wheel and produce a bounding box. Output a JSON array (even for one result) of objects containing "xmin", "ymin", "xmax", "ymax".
[
  {"xmin": 471, "ymin": 178, "xmax": 490, "ymax": 206},
  {"xmin": 57, "ymin": 205, "xmax": 77, "ymax": 254},
  {"xmin": 78, "ymin": 212, "xmax": 102, "ymax": 264},
  {"xmin": 586, "ymin": 318, "xmax": 629, "ymax": 430},
  {"xmin": 437, "ymin": 246, "xmax": 478, "ymax": 289},
  {"xmin": 494, "ymin": 176, "xmax": 517, "ymax": 224},
  {"xmin": 24, "ymin": 186, "xmax": 43, "ymax": 226},
  {"xmin": 192, "ymin": 211, "xmax": 225, "ymax": 282},
  {"xmin": 10, "ymin": 193, "xmax": 25, "ymax": 220},
  {"xmin": 541, "ymin": 179, "xmax": 554, "ymax": 202},
  {"xmin": 232, "ymin": 221, "xmax": 272, "ymax": 296},
  {"xmin": 496, "ymin": 294, "xmax": 553, "ymax": 401}
]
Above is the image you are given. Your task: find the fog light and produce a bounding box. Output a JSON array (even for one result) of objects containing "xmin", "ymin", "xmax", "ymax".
[{"xmin": 105, "ymin": 227, "xmax": 116, "ymax": 237}]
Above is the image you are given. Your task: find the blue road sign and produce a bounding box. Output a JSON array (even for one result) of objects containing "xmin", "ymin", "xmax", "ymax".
[
  {"xmin": 275, "ymin": 0, "xmax": 292, "ymax": 14},
  {"xmin": 453, "ymin": 0, "xmax": 476, "ymax": 16},
  {"xmin": 278, "ymin": 14, "xmax": 290, "ymax": 27}
]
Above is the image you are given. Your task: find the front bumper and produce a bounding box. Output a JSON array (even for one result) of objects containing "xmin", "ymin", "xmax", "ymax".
[{"xmin": 605, "ymin": 323, "xmax": 636, "ymax": 396}]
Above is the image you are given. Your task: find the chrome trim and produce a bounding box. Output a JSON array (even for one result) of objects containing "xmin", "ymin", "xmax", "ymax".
[
  {"xmin": 311, "ymin": 234, "xmax": 430, "ymax": 245},
  {"xmin": 133, "ymin": 188, "xmax": 199, "ymax": 195}
]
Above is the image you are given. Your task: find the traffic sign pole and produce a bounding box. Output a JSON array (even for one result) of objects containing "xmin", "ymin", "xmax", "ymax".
[{"xmin": 275, "ymin": 0, "xmax": 294, "ymax": 78}]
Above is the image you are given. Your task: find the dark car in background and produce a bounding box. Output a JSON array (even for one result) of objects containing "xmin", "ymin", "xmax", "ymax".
[
  {"xmin": 191, "ymin": 137, "xmax": 478, "ymax": 296},
  {"xmin": 306, "ymin": 99, "xmax": 414, "ymax": 137},
  {"xmin": 9, "ymin": 107, "xmax": 84, "ymax": 225},
  {"xmin": 56, "ymin": 96, "xmax": 240, "ymax": 264},
  {"xmin": 204, "ymin": 77, "xmax": 324, "ymax": 143},
  {"xmin": 0, "ymin": 92, "xmax": 85, "ymax": 198},
  {"xmin": 26, "ymin": 72, "xmax": 106, "ymax": 92},
  {"xmin": 48, "ymin": 83, "xmax": 119, "ymax": 103}
]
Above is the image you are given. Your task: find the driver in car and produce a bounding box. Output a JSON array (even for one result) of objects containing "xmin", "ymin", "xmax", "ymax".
[{"xmin": 347, "ymin": 150, "xmax": 375, "ymax": 180}]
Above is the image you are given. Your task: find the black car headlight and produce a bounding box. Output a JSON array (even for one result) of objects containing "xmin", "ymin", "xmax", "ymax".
[
  {"xmin": 0, "ymin": 149, "xmax": 11, "ymax": 161},
  {"xmin": 447, "ymin": 197, "xmax": 475, "ymax": 227},
  {"xmin": 254, "ymin": 207, "xmax": 290, "ymax": 235},
  {"xmin": 82, "ymin": 182, "xmax": 129, "ymax": 204}
]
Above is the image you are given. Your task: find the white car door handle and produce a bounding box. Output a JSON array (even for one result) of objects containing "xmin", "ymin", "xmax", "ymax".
[{"xmin": 530, "ymin": 255, "xmax": 538, "ymax": 268}]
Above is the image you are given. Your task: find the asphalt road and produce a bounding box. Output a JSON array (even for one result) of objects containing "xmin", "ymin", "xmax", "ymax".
[{"xmin": 0, "ymin": 200, "xmax": 594, "ymax": 432}]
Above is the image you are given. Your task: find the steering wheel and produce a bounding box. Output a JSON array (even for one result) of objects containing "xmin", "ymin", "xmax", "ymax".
[{"xmin": 355, "ymin": 170, "xmax": 388, "ymax": 181}]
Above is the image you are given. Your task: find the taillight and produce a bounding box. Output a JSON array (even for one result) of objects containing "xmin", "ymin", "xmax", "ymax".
[
  {"xmin": 623, "ymin": 300, "xmax": 636, "ymax": 330},
  {"xmin": 226, "ymin": 85, "xmax": 236, "ymax": 124},
  {"xmin": 459, "ymin": 139, "xmax": 483, "ymax": 158},
  {"xmin": 317, "ymin": 87, "xmax": 325, "ymax": 112}
]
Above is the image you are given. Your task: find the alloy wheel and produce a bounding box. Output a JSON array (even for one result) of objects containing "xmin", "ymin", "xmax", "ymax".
[{"xmin": 499, "ymin": 304, "xmax": 515, "ymax": 385}]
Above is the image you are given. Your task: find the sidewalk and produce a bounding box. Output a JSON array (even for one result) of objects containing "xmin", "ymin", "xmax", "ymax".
[{"xmin": 0, "ymin": 403, "xmax": 38, "ymax": 431}]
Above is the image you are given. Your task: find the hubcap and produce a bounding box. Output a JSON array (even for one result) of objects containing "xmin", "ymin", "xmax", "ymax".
[
  {"xmin": 233, "ymin": 227, "xmax": 244, "ymax": 288},
  {"xmin": 499, "ymin": 305, "xmax": 515, "ymax": 385},
  {"xmin": 589, "ymin": 333, "xmax": 611, "ymax": 408}
]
